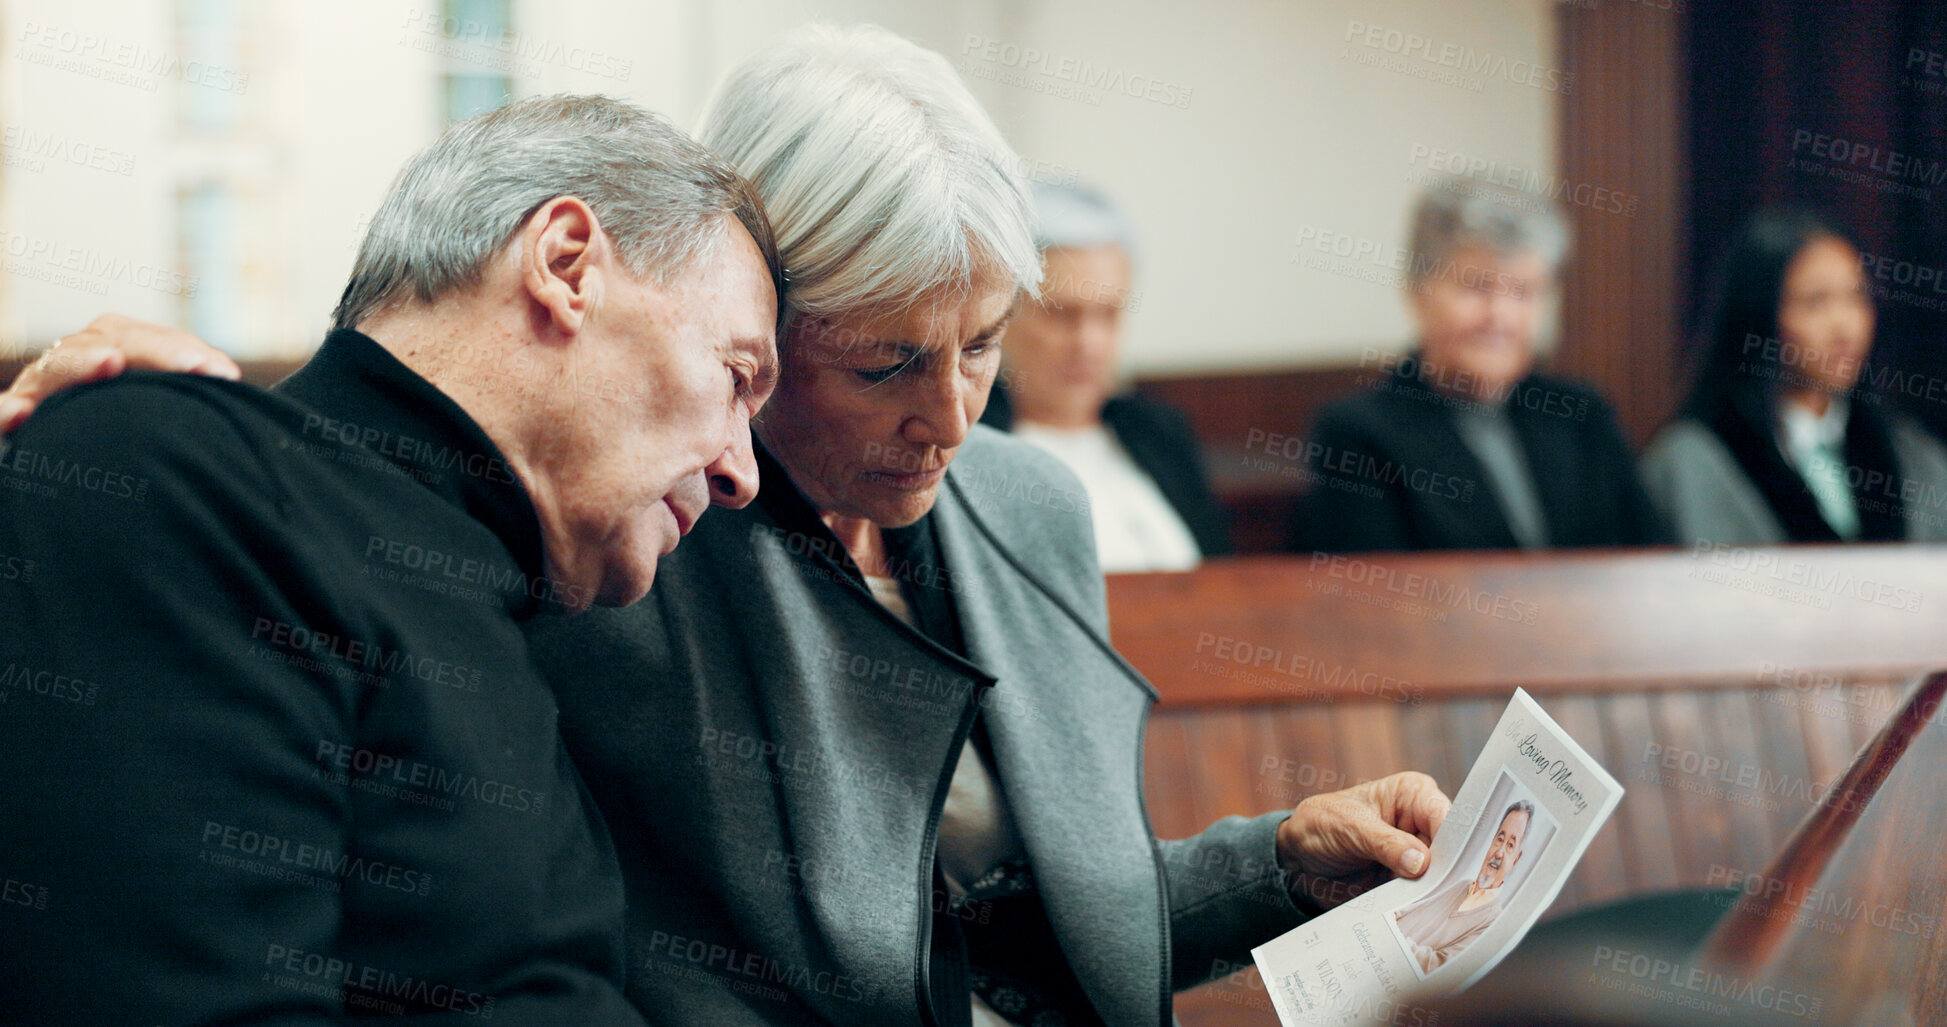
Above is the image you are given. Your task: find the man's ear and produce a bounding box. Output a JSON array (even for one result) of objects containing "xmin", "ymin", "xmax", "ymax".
[{"xmin": 519, "ymin": 196, "xmax": 604, "ymax": 337}]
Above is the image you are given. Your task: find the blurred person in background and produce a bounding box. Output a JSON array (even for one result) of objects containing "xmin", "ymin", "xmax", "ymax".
[
  {"xmin": 979, "ymin": 182, "xmax": 1231, "ymax": 571},
  {"xmin": 1640, "ymin": 208, "xmax": 1947, "ymax": 546},
  {"xmin": 1287, "ymin": 179, "xmax": 1665, "ymax": 553}
]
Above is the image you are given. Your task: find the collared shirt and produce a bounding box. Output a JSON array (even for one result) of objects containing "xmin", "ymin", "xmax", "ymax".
[
  {"xmin": 1777, "ymin": 397, "xmax": 1860, "ymax": 540},
  {"xmin": 1449, "ymin": 400, "xmax": 1551, "ymax": 549}
]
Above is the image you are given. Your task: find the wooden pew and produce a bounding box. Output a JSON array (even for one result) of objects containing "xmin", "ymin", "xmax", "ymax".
[{"xmin": 1111, "ymin": 545, "xmax": 1947, "ymax": 1025}]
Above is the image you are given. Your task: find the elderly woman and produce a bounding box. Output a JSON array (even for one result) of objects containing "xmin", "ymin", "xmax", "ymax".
[
  {"xmin": 1641, "ymin": 208, "xmax": 1947, "ymax": 546},
  {"xmin": 1287, "ymin": 179, "xmax": 1665, "ymax": 553},
  {"xmin": 978, "ymin": 183, "xmax": 1232, "ymax": 572},
  {"xmin": 4, "ymin": 26, "xmax": 1449, "ymax": 1026}
]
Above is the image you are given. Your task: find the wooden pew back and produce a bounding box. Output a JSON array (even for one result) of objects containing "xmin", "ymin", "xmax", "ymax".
[{"xmin": 1111, "ymin": 545, "xmax": 1947, "ymax": 1024}]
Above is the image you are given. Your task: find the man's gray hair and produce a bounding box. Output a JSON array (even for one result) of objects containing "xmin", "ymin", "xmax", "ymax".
[
  {"xmin": 1501, "ymin": 800, "xmax": 1535, "ymax": 831},
  {"xmin": 698, "ymin": 24, "xmax": 1040, "ymax": 325},
  {"xmin": 1406, "ymin": 176, "xmax": 1569, "ymax": 285},
  {"xmin": 333, "ymin": 94, "xmax": 781, "ymax": 330},
  {"xmin": 1032, "ymin": 182, "xmax": 1138, "ymax": 262}
]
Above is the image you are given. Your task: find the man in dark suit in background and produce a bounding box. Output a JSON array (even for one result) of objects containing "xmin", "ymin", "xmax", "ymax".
[
  {"xmin": 981, "ymin": 182, "xmax": 1232, "ymax": 571},
  {"xmin": 1288, "ymin": 178, "xmax": 1665, "ymax": 553}
]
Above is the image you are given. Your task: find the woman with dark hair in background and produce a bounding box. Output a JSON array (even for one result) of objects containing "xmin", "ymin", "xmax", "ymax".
[{"xmin": 1640, "ymin": 209, "xmax": 1947, "ymax": 546}]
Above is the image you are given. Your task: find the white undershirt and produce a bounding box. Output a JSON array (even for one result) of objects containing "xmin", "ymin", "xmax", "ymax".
[
  {"xmin": 1011, "ymin": 421, "xmax": 1202, "ymax": 573},
  {"xmin": 1777, "ymin": 397, "xmax": 1859, "ymax": 539}
]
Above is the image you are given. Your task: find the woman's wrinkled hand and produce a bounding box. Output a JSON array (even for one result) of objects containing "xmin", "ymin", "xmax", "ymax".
[{"xmin": 1274, "ymin": 771, "xmax": 1452, "ymax": 906}]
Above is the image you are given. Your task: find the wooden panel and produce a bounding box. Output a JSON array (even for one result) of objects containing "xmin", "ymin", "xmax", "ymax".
[
  {"xmin": 1701, "ymin": 689, "xmax": 1786, "ymax": 871},
  {"xmin": 1152, "ymin": 682, "xmax": 1917, "ymax": 1026},
  {"xmin": 1143, "ymin": 715, "xmax": 1199, "ymax": 840},
  {"xmin": 1327, "ymin": 701, "xmax": 1405, "ymax": 788},
  {"xmin": 1702, "ymin": 674, "xmax": 1947, "ymax": 1016},
  {"xmin": 1397, "ymin": 701, "xmax": 1466, "ymax": 797},
  {"xmin": 1547, "ymin": 693, "xmax": 1628, "ymax": 911},
  {"xmin": 1135, "ymin": 368, "xmax": 1373, "ymax": 474},
  {"xmin": 1110, "ymin": 546, "xmax": 1947, "ymax": 706},
  {"xmin": 1744, "ymin": 687, "xmax": 1820, "ymax": 850},
  {"xmin": 1650, "ymin": 692, "xmax": 1740, "ymax": 883},
  {"xmin": 1137, "ymin": 367, "xmax": 1392, "ymax": 556},
  {"xmin": 1554, "ymin": 0, "xmax": 1689, "ymax": 449},
  {"xmin": 1180, "ymin": 713, "xmax": 1262, "ymax": 833},
  {"xmin": 1139, "ymin": 546, "xmax": 1944, "ymax": 1026},
  {"xmin": 1597, "ymin": 692, "xmax": 1685, "ymax": 896}
]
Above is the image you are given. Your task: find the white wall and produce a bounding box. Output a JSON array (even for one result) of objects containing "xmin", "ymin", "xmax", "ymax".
[
  {"xmin": 3, "ymin": 0, "xmax": 180, "ymax": 355},
  {"xmin": 970, "ymin": 0, "xmax": 1557, "ymax": 374},
  {"xmin": 1, "ymin": 0, "xmax": 1557, "ymax": 371}
]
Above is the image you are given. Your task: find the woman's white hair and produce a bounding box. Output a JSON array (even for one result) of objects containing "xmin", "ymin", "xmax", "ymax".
[{"xmin": 698, "ymin": 24, "xmax": 1041, "ymax": 325}]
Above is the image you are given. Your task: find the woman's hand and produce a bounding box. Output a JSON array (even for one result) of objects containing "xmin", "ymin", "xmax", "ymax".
[
  {"xmin": 1, "ymin": 315, "xmax": 237, "ymax": 433},
  {"xmin": 1275, "ymin": 771, "xmax": 1451, "ymax": 906}
]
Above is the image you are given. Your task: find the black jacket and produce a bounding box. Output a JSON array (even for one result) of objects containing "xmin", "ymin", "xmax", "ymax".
[
  {"xmin": 1287, "ymin": 363, "xmax": 1667, "ymax": 552},
  {"xmin": 0, "ymin": 331, "xmax": 641, "ymax": 1024},
  {"xmin": 981, "ymin": 388, "xmax": 1233, "ymax": 558},
  {"xmin": 1702, "ymin": 384, "xmax": 1909, "ymax": 542}
]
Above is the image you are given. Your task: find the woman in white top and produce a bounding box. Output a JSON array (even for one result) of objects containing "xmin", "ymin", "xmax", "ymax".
[{"xmin": 1641, "ymin": 208, "xmax": 1947, "ymax": 546}]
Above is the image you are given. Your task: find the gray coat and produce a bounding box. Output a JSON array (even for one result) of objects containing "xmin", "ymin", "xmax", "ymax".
[
  {"xmin": 1640, "ymin": 413, "xmax": 1947, "ymax": 547},
  {"xmin": 527, "ymin": 426, "xmax": 1308, "ymax": 1026}
]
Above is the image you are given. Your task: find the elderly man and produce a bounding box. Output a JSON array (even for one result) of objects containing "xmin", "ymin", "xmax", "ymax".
[
  {"xmin": 979, "ymin": 182, "xmax": 1232, "ymax": 571},
  {"xmin": 1288, "ymin": 179, "xmax": 1665, "ymax": 552},
  {"xmin": 1392, "ymin": 800, "xmax": 1533, "ymax": 974},
  {"xmin": 0, "ymin": 95, "xmax": 780, "ymax": 1024}
]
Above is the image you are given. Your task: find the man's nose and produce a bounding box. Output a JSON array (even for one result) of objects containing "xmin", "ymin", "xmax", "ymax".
[{"xmin": 706, "ymin": 414, "xmax": 761, "ymax": 509}]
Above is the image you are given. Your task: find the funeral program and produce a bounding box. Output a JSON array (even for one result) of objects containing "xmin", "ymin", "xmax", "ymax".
[{"xmin": 1252, "ymin": 688, "xmax": 1624, "ymax": 1026}]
